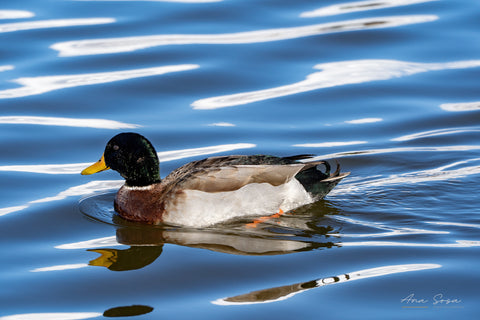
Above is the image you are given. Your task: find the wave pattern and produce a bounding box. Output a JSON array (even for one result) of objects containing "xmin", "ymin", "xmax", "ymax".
[{"xmin": 51, "ymin": 15, "xmax": 437, "ymax": 56}]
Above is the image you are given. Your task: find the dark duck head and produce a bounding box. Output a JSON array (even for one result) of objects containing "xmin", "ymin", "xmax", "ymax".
[{"xmin": 81, "ymin": 132, "xmax": 161, "ymax": 187}]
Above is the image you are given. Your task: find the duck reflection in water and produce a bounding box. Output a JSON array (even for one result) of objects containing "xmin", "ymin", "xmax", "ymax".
[
  {"xmin": 212, "ymin": 263, "xmax": 441, "ymax": 305},
  {"xmin": 103, "ymin": 305, "xmax": 154, "ymax": 318},
  {"xmin": 86, "ymin": 200, "xmax": 341, "ymax": 271}
]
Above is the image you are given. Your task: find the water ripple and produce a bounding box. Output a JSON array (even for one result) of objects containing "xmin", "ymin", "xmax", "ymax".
[
  {"xmin": 206, "ymin": 122, "xmax": 236, "ymax": 127},
  {"xmin": 300, "ymin": 0, "xmax": 437, "ymax": 18},
  {"xmin": 51, "ymin": 15, "xmax": 436, "ymax": 56},
  {"xmin": 0, "ymin": 64, "xmax": 198, "ymax": 99},
  {"xmin": 0, "ymin": 205, "xmax": 29, "ymax": 217},
  {"xmin": 332, "ymin": 158, "xmax": 480, "ymax": 194},
  {"xmin": 30, "ymin": 181, "xmax": 124, "ymax": 204},
  {"xmin": 0, "ymin": 18, "xmax": 114, "ymax": 33},
  {"xmin": 440, "ymin": 101, "xmax": 480, "ymax": 112},
  {"xmin": 156, "ymin": 142, "xmax": 256, "ymax": 162},
  {"xmin": 31, "ymin": 263, "xmax": 89, "ymax": 272},
  {"xmin": 392, "ymin": 126, "xmax": 480, "ymax": 142},
  {"xmin": 329, "ymin": 216, "xmax": 449, "ymax": 238},
  {"xmin": 294, "ymin": 141, "xmax": 368, "ymax": 148},
  {"xmin": 312, "ymin": 145, "xmax": 480, "ymax": 160},
  {"xmin": 0, "ymin": 10, "xmax": 34, "ymax": 20},
  {"xmin": 0, "ymin": 116, "xmax": 139, "ymax": 129},
  {"xmin": 0, "ymin": 65, "xmax": 13, "ymax": 72},
  {"xmin": 427, "ymin": 221, "xmax": 480, "ymax": 229},
  {"xmin": 345, "ymin": 118, "xmax": 383, "ymax": 124},
  {"xmin": 56, "ymin": 236, "xmax": 119, "ymax": 250},
  {"xmin": 192, "ymin": 59, "xmax": 480, "ymax": 109},
  {"xmin": 341, "ymin": 240, "xmax": 480, "ymax": 247}
]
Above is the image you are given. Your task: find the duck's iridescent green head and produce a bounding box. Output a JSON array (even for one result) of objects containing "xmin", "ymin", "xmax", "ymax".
[{"xmin": 82, "ymin": 132, "xmax": 161, "ymax": 187}]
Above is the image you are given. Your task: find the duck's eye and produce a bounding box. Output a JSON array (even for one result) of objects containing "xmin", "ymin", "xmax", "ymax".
[{"xmin": 113, "ymin": 145, "xmax": 119, "ymax": 151}]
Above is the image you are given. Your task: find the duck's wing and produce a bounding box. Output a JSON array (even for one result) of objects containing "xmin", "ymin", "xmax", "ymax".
[
  {"xmin": 163, "ymin": 155, "xmax": 307, "ymax": 193},
  {"xmin": 177, "ymin": 164, "xmax": 306, "ymax": 193}
]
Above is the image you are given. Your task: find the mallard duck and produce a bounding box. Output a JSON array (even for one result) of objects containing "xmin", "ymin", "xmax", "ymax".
[{"xmin": 81, "ymin": 133, "xmax": 349, "ymax": 227}]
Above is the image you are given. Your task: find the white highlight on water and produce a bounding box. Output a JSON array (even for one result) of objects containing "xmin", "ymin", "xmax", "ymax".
[
  {"xmin": 300, "ymin": 0, "xmax": 438, "ymax": 18},
  {"xmin": 392, "ymin": 127, "xmax": 480, "ymax": 142},
  {"xmin": 192, "ymin": 59, "xmax": 480, "ymax": 109},
  {"xmin": 0, "ymin": 18, "xmax": 114, "ymax": 33},
  {"xmin": 0, "ymin": 64, "xmax": 199, "ymax": 99},
  {"xmin": 0, "ymin": 313, "xmax": 102, "ymax": 320},
  {"xmin": 0, "ymin": 116, "xmax": 140, "ymax": 129},
  {"xmin": 345, "ymin": 118, "xmax": 383, "ymax": 124},
  {"xmin": 30, "ymin": 263, "xmax": 89, "ymax": 272},
  {"xmin": 440, "ymin": 101, "xmax": 480, "ymax": 112},
  {"xmin": 206, "ymin": 122, "xmax": 236, "ymax": 127},
  {"xmin": 51, "ymin": 15, "xmax": 437, "ymax": 57},
  {"xmin": 294, "ymin": 141, "xmax": 368, "ymax": 148},
  {"xmin": 0, "ymin": 10, "xmax": 35, "ymax": 20}
]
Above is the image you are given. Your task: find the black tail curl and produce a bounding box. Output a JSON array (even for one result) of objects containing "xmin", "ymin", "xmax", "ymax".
[{"xmin": 295, "ymin": 160, "xmax": 345, "ymax": 199}]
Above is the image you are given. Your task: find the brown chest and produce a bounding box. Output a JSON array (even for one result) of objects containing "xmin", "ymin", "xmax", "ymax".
[{"xmin": 114, "ymin": 185, "xmax": 165, "ymax": 224}]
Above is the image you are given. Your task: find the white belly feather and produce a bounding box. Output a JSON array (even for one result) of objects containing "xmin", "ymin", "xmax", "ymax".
[{"xmin": 163, "ymin": 178, "xmax": 313, "ymax": 228}]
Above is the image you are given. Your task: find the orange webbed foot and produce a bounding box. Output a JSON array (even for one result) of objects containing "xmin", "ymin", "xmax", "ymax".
[{"xmin": 246, "ymin": 208, "xmax": 285, "ymax": 228}]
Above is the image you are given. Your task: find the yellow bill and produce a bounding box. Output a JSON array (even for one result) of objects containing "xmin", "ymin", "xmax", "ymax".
[{"xmin": 81, "ymin": 154, "xmax": 110, "ymax": 175}]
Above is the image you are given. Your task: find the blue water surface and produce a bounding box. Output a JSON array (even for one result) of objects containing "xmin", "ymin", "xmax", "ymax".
[{"xmin": 0, "ymin": 0, "xmax": 479, "ymax": 319}]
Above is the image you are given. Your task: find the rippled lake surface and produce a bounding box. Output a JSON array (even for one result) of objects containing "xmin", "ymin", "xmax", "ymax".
[{"xmin": 1, "ymin": 0, "xmax": 479, "ymax": 319}]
